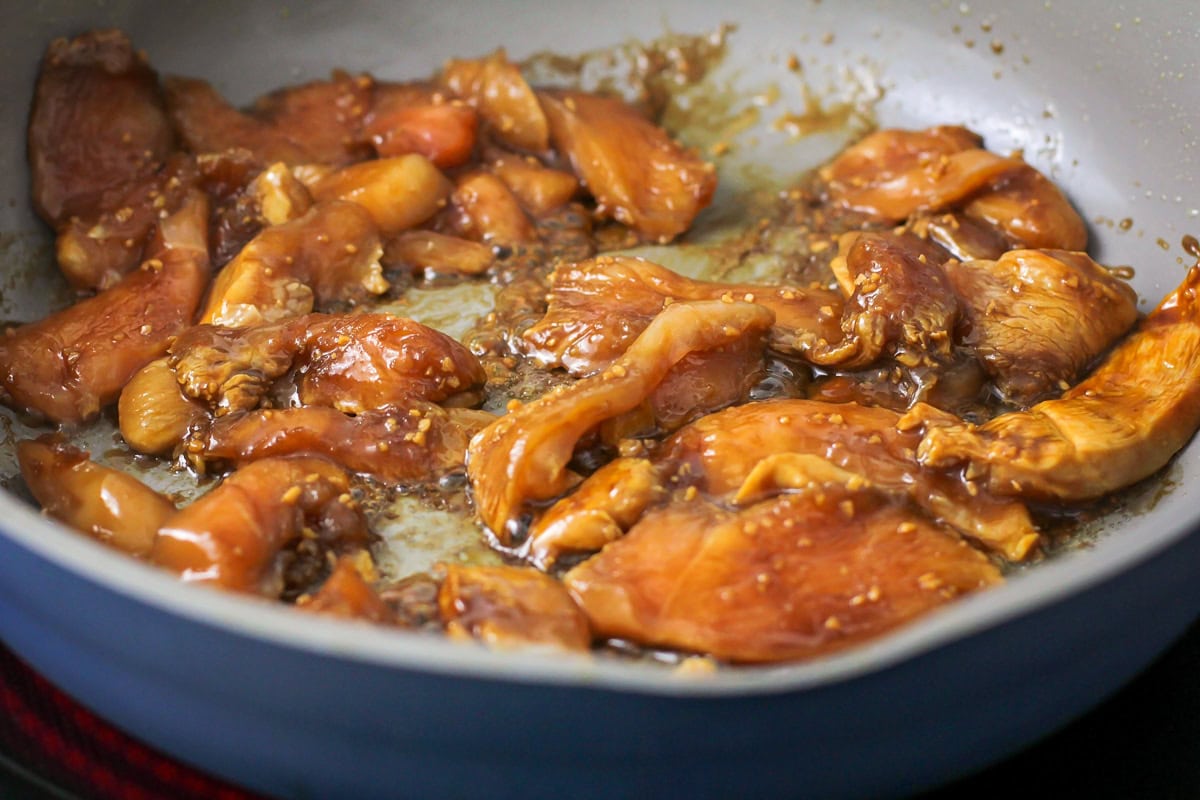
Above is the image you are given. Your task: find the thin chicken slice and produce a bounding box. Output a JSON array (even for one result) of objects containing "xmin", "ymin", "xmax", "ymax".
[
  {"xmin": 540, "ymin": 90, "xmax": 716, "ymax": 242},
  {"xmin": 199, "ymin": 200, "xmax": 386, "ymax": 326},
  {"xmin": 917, "ymin": 265, "xmax": 1200, "ymax": 501},
  {"xmin": 522, "ymin": 255, "xmax": 843, "ymax": 374},
  {"xmin": 944, "ymin": 249, "xmax": 1138, "ymax": 405},
  {"xmin": 564, "ymin": 484, "xmax": 1001, "ymax": 663},
  {"xmin": 0, "ymin": 191, "xmax": 210, "ymax": 424},
  {"xmin": 438, "ymin": 564, "xmax": 591, "ymax": 652},
  {"xmin": 468, "ymin": 300, "xmax": 774, "ymax": 543}
]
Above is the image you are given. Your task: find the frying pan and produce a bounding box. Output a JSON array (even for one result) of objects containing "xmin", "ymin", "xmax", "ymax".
[{"xmin": 0, "ymin": 1, "xmax": 1198, "ymax": 798}]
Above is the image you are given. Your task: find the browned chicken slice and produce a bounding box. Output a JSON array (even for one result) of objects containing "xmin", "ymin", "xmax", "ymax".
[
  {"xmin": 29, "ymin": 29, "xmax": 174, "ymax": 226},
  {"xmin": 383, "ymin": 231, "xmax": 494, "ymax": 277},
  {"xmin": 449, "ymin": 171, "xmax": 537, "ymax": 247},
  {"xmin": 153, "ymin": 456, "xmax": 371, "ymax": 595},
  {"xmin": 564, "ymin": 487, "xmax": 1001, "ymax": 663},
  {"xmin": 821, "ymin": 126, "xmax": 1086, "ymax": 251},
  {"xmin": 439, "ymin": 49, "xmax": 549, "ymax": 153},
  {"xmin": 170, "ymin": 313, "xmax": 485, "ymax": 415},
  {"xmin": 165, "ymin": 72, "xmax": 372, "ymax": 165},
  {"xmin": 522, "ymin": 255, "xmax": 844, "ymax": 374},
  {"xmin": 0, "ymin": 191, "xmax": 210, "ymax": 424},
  {"xmin": 199, "ymin": 200, "xmax": 386, "ymax": 326},
  {"xmin": 363, "ymin": 87, "xmax": 478, "ymax": 169},
  {"xmin": 438, "ymin": 563, "xmax": 591, "ymax": 651},
  {"xmin": 488, "ymin": 153, "xmax": 579, "ymax": 216},
  {"xmin": 917, "ymin": 265, "xmax": 1200, "ymax": 501},
  {"xmin": 310, "ymin": 155, "xmax": 453, "ymax": 236},
  {"xmin": 55, "ymin": 154, "xmax": 198, "ymax": 291},
  {"xmin": 199, "ymin": 405, "xmax": 494, "ymax": 483},
  {"xmin": 202, "ymin": 153, "xmax": 315, "ymax": 267},
  {"xmin": 540, "ymin": 90, "xmax": 716, "ymax": 243},
  {"xmin": 118, "ymin": 357, "xmax": 208, "ymax": 456},
  {"xmin": 944, "ymin": 249, "xmax": 1139, "ymax": 404},
  {"xmin": 468, "ymin": 300, "xmax": 774, "ymax": 542},
  {"xmin": 907, "ymin": 213, "xmax": 1011, "ymax": 261},
  {"xmin": 800, "ymin": 231, "xmax": 959, "ymax": 369},
  {"xmin": 297, "ymin": 555, "xmax": 396, "ymax": 624},
  {"xmin": 17, "ymin": 437, "xmax": 176, "ymax": 557},
  {"xmin": 660, "ymin": 399, "xmax": 1039, "ymax": 560}
]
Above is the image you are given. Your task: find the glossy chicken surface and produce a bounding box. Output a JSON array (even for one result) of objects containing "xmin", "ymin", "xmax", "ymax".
[{"xmin": 11, "ymin": 29, "xmax": 1200, "ymax": 666}]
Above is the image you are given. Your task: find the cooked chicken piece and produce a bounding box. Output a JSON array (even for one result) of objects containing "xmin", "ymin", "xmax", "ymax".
[
  {"xmin": 153, "ymin": 456, "xmax": 370, "ymax": 595},
  {"xmin": 468, "ymin": 300, "xmax": 774, "ymax": 542},
  {"xmin": 165, "ymin": 72, "xmax": 372, "ymax": 165},
  {"xmin": 55, "ymin": 154, "xmax": 198, "ymax": 291},
  {"xmin": 0, "ymin": 191, "xmax": 210, "ymax": 424},
  {"xmin": 564, "ymin": 486, "xmax": 1001, "ymax": 663},
  {"xmin": 364, "ymin": 96, "xmax": 478, "ymax": 168},
  {"xmin": 310, "ymin": 155, "xmax": 453, "ymax": 236},
  {"xmin": 822, "ymin": 126, "xmax": 1086, "ymax": 251},
  {"xmin": 450, "ymin": 171, "xmax": 538, "ymax": 247},
  {"xmin": 439, "ymin": 49, "xmax": 550, "ymax": 153},
  {"xmin": 249, "ymin": 71, "xmax": 375, "ymax": 164},
  {"xmin": 539, "ymin": 90, "xmax": 716, "ymax": 243},
  {"xmin": 118, "ymin": 357, "xmax": 208, "ymax": 456},
  {"xmin": 170, "ymin": 313, "xmax": 484, "ymax": 415},
  {"xmin": 800, "ymin": 231, "xmax": 959, "ymax": 369},
  {"xmin": 297, "ymin": 555, "xmax": 396, "ymax": 624},
  {"xmin": 199, "ymin": 200, "xmax": 386, "ymax": 326},
  {"xmin": 916, "ymin": 265, "xmax": 1200, "ymax": 501},
  {"xmin": 488, "ymin": 153, "xmax": 579, "ymax": 216},
  {"xmin": 944, "ymin": 249, "xmax": 1139, "ymax": 405},
  {"xmin": 198, "ymin": 405, "xmax": 494, "ymax": 483},
  {"xmin": 659, "ymin": 399, "xmax": 1039, "ymax": 560},
  {"xmin": 522, "ymin": 255, "xmax": 843, "ymax": 374},
  {"xmin": 383, "ymin": 231, "xmax": 494, "ymax": 277},
  {"xmin": 17, "ymin": 438, "xmax": 175, "ymax": 557},
  {"xmin": 29, "ymin": 29, "xmax": 173, "ymax": 226},
  {"xmin": 438, "ymin": 564, "xmax": 591, "ymax": 651},
  {"xmin": 523, "ymin": 457, "xmax": 665, "ymax": 569},
  {"xmin": 906, "ymin": 212, "xmax": 1011, "ymax": 262}
]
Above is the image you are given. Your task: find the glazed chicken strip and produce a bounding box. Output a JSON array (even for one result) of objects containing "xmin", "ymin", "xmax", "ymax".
[
  {"xmin": 944, "ymin": 249, "xmax": 1138, "ymax": 404},
  {"xmin": 522, "ymin": 255, "xmax": 843, "ymax": 374},
  {"xmin": 170, "ymin": 312, "xmax": 485, "ymax": 415},
  {"xmin": 438, "ymin": 49, "xmax": 550, "ymax": 153},
  {"xmin": 310, "ymin": 155, "xmax": 453, "ymax": 237},
  {"xmin": 17, "ymin": 438, "xmax": 175, "ymax": 558},
  {"xmin": 468, "ymin": 300, "xmax": 775, "ymax": 542},
  {"xmin": 152, "ymin": 456, "xmax": 370, "ymax": 594},
  {"xmin": 564, "ymin": 485, "xmax": 1001, "ymax": 663},
  {"xmin": 0, "ymin": 191, "xmax": 210, "ymax": 424},
  {"xmin": 659, "ymin": 399, "xmax": 1039, "ymax": 560},
  {"xmin": 29, "ymin": 29, "xmax": 173, "ymax": 226},
  {"xmin": 540, "ymin": 90, "xmax": 716, "ymax": 243},
  {"xmin": 165, "ymin": 72, "xmax": 372, "ymax": 165},
  {"xmin": 438, "ymin": 564, "xmax": 591, "ymax": 651},
  {"xmin": 363, "ymin": 89, "xmax": 478, "ymax": 169},
  {"xmin": 822, "ymin": 126, "xmax": 1087, "ymax": 251},
  {"xmin": 199, "ymin": 199, "xmax": 386, "ymax": 326},
  {"xmin": 198, "ymin": 405, "xmax": 494, "ymax": 483},
  {"xmin": 799, "ymin": 231, "xmax": 959, "ymax": 369},
  {"xmin": 297, "ymin": 555, "xmax": 396, "ymax": 624},
  {"xmin": 916, "ymin": 265, "xmax": 1200, "ymax": 501}
]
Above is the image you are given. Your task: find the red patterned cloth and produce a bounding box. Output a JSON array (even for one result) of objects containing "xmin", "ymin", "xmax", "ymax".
[{"xmin": 0, "ymin": 642, "xmax": 267, "ymax": 800}]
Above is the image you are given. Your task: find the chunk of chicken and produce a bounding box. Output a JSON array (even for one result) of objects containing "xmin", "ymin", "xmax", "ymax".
[
  {"xmin": 488, "ymin": 153, "xmax": 579, "ymax": 216},
  {"xmin": 118, "ymin": 357, "xmax": 208, "ymax": 456},
  {"xmin": 152, "ymin": 456, "xmax": 370, "ymax": 594},
  {"xmin": 170, "ymin": 313, "xmax": 485, "ymax": 415},
  {"xmin": 439, "ymin": 49, "xmax": 549, "ymax": 153},
  {"xmin": 660, "ymin": 399, "xmax": 1039, "ymax": 560},
  {"xmin": 297, "ymin": 555, "xmax": 396, "ymax": 624},
  {"xmin": 203, "ymin": 155, "xmax": 316, "ymax": 267},
  {"xmin": 54, "ymin": 154, "xmax": 198, "ymax": 291},
  {"xmin": 310, "ymin": 155, "xmax": 453, "ymax": 236},
  {"xmin": 364, "ymin": 95, "xmax": 478, "ymax": 169},
  {"xmin": 522, "ymin": 255, "xmax": 843, "ymax": 374},
  {"xmin": 468, "ymin": 300, "xmax": 774, "ymax": 542},
  {"xmin": 917, "ymin": 265, "xmax": 1200, "ymax": 501},
  {"xmin": 17, "ymin": 438, "xmax": 175, "ymax": 557},
  {"xmin": 0, "ymin": 191, "xmax": 210, "ymax": 424},
  {"xmin": 565, "ymin": 487, "xmax": 1001, "ymax": 663},
  {"xmin": 540, "ymin": 90, "xmax": 716, "ymax": 242},
  {"xmin": 944, "ymin": 249, "xmax": 1139, "ymax": 404},
  {"xmin": 199, "ymin": 200, "xmax": 386, "ymax": 326},
  {"xmin": 799, "ymin": 231, "xmax": 959, "ymax": 369},
  {"xmin": 29, "ymin": 29, "xmax": 173, "ymax": 226},
  {"xmin": 449, "ymin": 171, "xmax": 537, "ymax": 247},
  {"xmin": 383, "ymin": 231, "xmax": 494, "ymax": 277},
  {"xmin": 438, "ymin": 563, "xmax": 591, "ymax": 651},
  {"xmin": 198, "ymin": 405, "xmax": 494, "ymax": 484}
]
